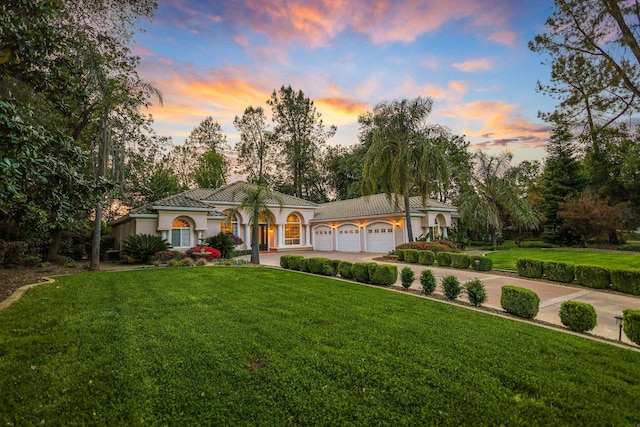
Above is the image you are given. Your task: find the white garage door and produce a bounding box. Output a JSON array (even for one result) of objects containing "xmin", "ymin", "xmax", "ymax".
[
  {"xmin": 313, "ymin": 226, "xmax": 333, "ymax": 251},
  {"xmin": 366, "ymin": 223, "xmax": 395, "ymax": 253},
  {"xmin": 337, "ymin": 225, "xmax": 361, "ymax": 252}
]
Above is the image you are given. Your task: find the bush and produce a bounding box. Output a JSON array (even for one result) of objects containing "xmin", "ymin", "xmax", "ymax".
[
  {"xmin": 328, "ymin": 259, "xmax": 341, "ymax": 277},
  {"xmin": 619, "ymin": 244, "xmax": 640, "ymax": 252},
  {"xmin": 22, "ymin": 255, "xmax": 41, "ymax": 267},
  {"xmin": 180, "ymin": 257, "xmax": 196, "ymax": 267},
  {"xmin": 204, "ymin": 233, "xmax": 236, "ymax": 259},
  {"xmin": 465, "ymin": 279, "xmax": 487, "ymax": 307},
  {"xmin": 0, "ymin": 239, "xmax": 6, "ymax": 264},
  {"xmin": 559, "ymin": 301, "xmax": 597, "ymax": 333},
  {"xmin": 610, "ymin": 269, "xmax": 640, "ymax": 296},
  {"xmin": 441, "ymin": 275, "xmax": 462, "ymax": 300},
  {"xmin": 500, "ymin": 286, "xmax": 540, "ymax": 319},
  {"xmin": 623, "ymin": 309, "xmax": 640, "ymax": 345},
  {"xmin": 544, "ymin": 262, "xmax": 575, "ymax": 283},
  {"xmin": 436, "ymin": 252, "xmax": 452, "ymax": 267},
  {"xmin": 308, "ymin": 257, "xmax": 333, "ymax": 276},
  {"xmin": 575, "ymin": 265, "xmax": 610, "ymax": 289},
  {"xmin": 153, "ymin": 250, "xmax": 183, "ymax": 264},
  {"xmin": 196, "ymin": 258, "xmax": 208, "ymax": 267},
  {"xmin": 516, "ymin": 258, "xmax": 543, "ymax": 279},
  {"xmin": 369, "ymin": 264, "xmax": 398, "ymax": 286},
  {"xmin": 400, "ymin": 267, "xmax": 415, "ymax": 289},
  {"xmin": 450, "ymin": 253, "xmax": 471, "ymax": 269},
  {"xmin": 470, "ymin": 255, "xmax": 492, "ymax": 271},
  {"xmin": 300, "ymin": 258, "xmax": 310, "ymax": 273},
  {"xmin": 4, "ymin": 241, "xmax": 28, "ymax": 265},
  {"xmin": 404, "ymin": 249, "xmax": 419, "ymax": 263},
  {"xmin": 418, "ymin": 250, "xmax": 435, "ymax": 265},
  {"xmin": 397, "ymin": 240, "xmax": 459, "ymax": 253},
  {"xmin": 64, "ymin": 259, "xmax": 77, "ymax": 268},
  {"xmin": 122, "ymin": 234, "xmax": 171, "ymax": 263},
  {"xmin": 287, "ymin": 255, "xmax": 304, "ymax": 271},
  {"xmin": 420, "ymin": 270, "xmax": 437, "ymax": 295},
  {"xmin": 352, "ymin": 262, "xmax": 371, "ymax": 283},
  {"xmin": 185, "ymin": 246, "xmax": 221, "ymax": 261},
  {"xmin": 280, "ymin": 255, "xmax": 293, "ymax": 269},
  {"xmin": 338, "ymin": 261, "xmax": 353, "ymax": 279},
  {"xmin": 396, "ymin": 249, "xmax": 405, "ymax": 262}
]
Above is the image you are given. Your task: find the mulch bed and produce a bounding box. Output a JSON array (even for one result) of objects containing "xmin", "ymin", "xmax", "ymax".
[{"xmin": 0, "ymin": 265, "xmax": 81, "ymax": 303}]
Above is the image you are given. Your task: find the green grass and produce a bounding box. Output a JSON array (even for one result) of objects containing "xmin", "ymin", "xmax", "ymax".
[
  {"xmin": 1, "ymin": 267, "xmax": 640, "ymax": 425},
  {"xmin": 486, "ymin": 248, "xmax": 640, "ymax": 271}
]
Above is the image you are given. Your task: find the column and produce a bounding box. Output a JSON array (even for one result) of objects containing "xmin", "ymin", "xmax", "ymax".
[
  {"xmin": 305, "ymin": 223, "xmax": 310, "ymax": 246},
  {"xmin": 279, "ymin": 224, "xmax": 285, "ymax": 248},
  {"xmin": 245, "ymin": 225, "xmax": 251, "ymax": 250}
]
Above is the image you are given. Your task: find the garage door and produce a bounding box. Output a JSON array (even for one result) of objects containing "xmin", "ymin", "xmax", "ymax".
[
  {"xmin": 366, "ymin": 223, "xmax": 395, "ymax": 253},
  {"xmin": 337, "ymin": 225, "xmax": 361, "ymax": 252},
  {"xmin": 313, "ymin": 226, "xmax": 333, "ymax": 251}
]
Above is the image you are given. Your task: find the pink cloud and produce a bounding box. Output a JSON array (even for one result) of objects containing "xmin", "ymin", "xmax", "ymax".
[
  {"xmin": 452, "ymin": 58, "xmax": 492, "ymax": 72},
  {"xmin": 489, "ymin": 30, "xmax": 517, "ymax": 47}
]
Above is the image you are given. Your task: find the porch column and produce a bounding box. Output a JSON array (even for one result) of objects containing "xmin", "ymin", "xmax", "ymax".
[
  {"xmin": 244, "ymin": 225, "xmax": 251, "ymax": 249},
  {"xmin": 305, "ymin": 223, "xmax": 310, "ymax": 246},
  {"xmin": 160, "ymin": 230, "xmax": 167, "ymax": 240},
  {"xmin": 197, "ymin": 230, "xmax": 203, "ymax": 245},
  {"xmin": 279, "ymin": 224, "xmax": 285, "ymax": 248}
]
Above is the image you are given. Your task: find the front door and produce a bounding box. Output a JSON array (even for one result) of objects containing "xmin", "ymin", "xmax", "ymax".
[{"xmin": 258, "ymin": 225, "xmax": 269, "ymax": 251}]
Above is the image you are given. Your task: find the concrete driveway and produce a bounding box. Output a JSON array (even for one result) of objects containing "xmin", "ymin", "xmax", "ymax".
[{"xmin": 255, "ymin": 250, "xmax": 640, "ymax": 347}]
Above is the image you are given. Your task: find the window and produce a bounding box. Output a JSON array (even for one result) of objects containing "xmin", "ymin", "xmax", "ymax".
[
  {"xmin": 221, "ymin": 213, "xmax": 239, "ymax": 236},
  {"xmin": 171, "ymin": 218, "xmax": 191, "ymax": 247},
  {"xmin": 285, "ymin": 214, "xmax": 301, "ymax": 245}
]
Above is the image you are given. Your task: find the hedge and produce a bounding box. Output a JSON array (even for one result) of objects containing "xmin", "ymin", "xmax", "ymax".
[
  {"xmin": 575, "ymin": 265, "xmax": 610, "ymax": 289},
  {"xmin": 516, "ymin": 258, "xmax": 543, "ymax": 279},
  {"xmin": 559, "ymin": 301, "xmax": 597, "ymax": 333},
  {"xmin": 500, "ymin": 286, "xmax": 540, "ymax": 319},
  {"xmin": 450, "ymin": 253, "xmax": 471, "ymax": 269},
  {"xmin": 417, "ymin": 250, "xmax": 435, "ymax": 265},
  {"xmin": 396, "ymin": 240, "xmax": 459, "ymax": 253},
  {"xmin": 396, "ymin": 249, "xmax": 405, "ymax": 262},
  {"xmin": 436, "ymin": 252, "xmax": 452, "ymax": 267},
  {"xmin": 300, "ymin": 258, "xmax": 310, "ymax": 273},
  {"xmin": 544, "ymin": 261, "xmax": 575, "ymax": 283},
  {"xmin": 280, "ymin": 255, "xmax": 293, "ymax": 269},
  {"xmin": 338, "ymin": 261, "xmax": 353, "ymax": 279},
  {"xmin": 623, "ymin": 309, "xmax": 640, "ymax": 345},
  {"xmin": 308, "ymin": 257, "xmax": 332, "ymax": 275},
  {"xmin": 404, "ymin": 249, "xmax": 419, "ymax": 264},
  {"xmin": 369, "ymin": 264, "xmax": 398, "ymax": 286},
  {"xmin": 353, "ymin": 262, "xmax": 372, "ymax": 283},
  {"xmin": 329, "ymin": 260, "xmax": 341, "ymax": 277},
  {"xmin": 470, "ymin": 255, "xmax": 492, "ymax": 272},
  {"xmin": 287, "ymin": 255, "xmax": 304, "ymax": 271},
  {"xmin": 610, "ymin": 269, "xmax": 640, "ymax": 296}
]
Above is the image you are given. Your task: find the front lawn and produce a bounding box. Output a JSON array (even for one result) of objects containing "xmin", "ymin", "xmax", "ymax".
[
  {"xmin": 1, "ymin": 267, "xmax": 639, "ymax": 425},
  {"xmin": 485, "ymin": 247, "xmax": 640, "ymax": 271}
]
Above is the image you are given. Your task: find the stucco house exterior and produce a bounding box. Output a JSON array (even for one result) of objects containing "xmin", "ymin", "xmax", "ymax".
[{"xmin": 110, "ymin": 181, "xmax": 458, "ymax": 254}]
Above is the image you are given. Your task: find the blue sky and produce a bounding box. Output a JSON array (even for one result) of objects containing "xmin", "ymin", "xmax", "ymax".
[{"xmin": 134, "ymin": 0, "xmax": 557, "ymax": 163}]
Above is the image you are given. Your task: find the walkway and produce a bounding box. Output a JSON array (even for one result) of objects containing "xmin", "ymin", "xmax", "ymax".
[{"xmin": 256, "ymin": 251, "xmax": 640, "ymax": 347}]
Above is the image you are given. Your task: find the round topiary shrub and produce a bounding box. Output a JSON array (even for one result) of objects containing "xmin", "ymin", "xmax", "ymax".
[
  {"xmin": 436, "ymin": 252, "xmax": 452, "ymax": 267},
  {"xmin": 441, "ymin": 275, "xmax": 462, "ymax": 300},
  {"xmin": 401, "ymin": 267, "xmax": 415, "ymax": 289},
  {"xmin": 420, "ymin": 270, "xmax": 437, "ymax": 295},
  {"xmin": 418, "ymin": 250, "xmax": 435, "ymax": 265},
  {"xmin": 500, "ymin": 286, "xmax": 540, "ymax": 319},
  {"xmin": 465, "ymin": 278, "xmax": 487, "ymax": 307},
  {"xmin": 559, "ymin": 301, "xmax": 597, "ymax": 333},
  {"xmin": 369, "ymin": 263, "xmax": 397, "ymax": 286},
  {"xmin": 623, "ymin": 309, "xmax": 640, "ymax": 345}
]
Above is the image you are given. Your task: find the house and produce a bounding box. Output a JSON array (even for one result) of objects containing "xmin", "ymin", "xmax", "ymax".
[{"xmin": 110, "ymin": 182, "xmax": 458, "ymax": 254}]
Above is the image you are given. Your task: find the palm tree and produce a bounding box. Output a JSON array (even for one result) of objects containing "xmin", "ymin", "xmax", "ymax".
[
  {"xmin": 458, "ymin": 152, "xmax": 539, "ymax": 247},
  {"xmin": 362, "ymin": 97, "xmax": 449, "ymax": 241},
  {"xmin": 228, "ymin": 183, "xmax": 283, "ymax": 264}
]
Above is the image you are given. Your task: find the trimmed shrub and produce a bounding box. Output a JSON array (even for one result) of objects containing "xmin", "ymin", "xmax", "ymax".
[
  {"xmin": 575, "ymin": 265, "xmax": 610, "ymax": 289},
  {"xmin": 619, "ymin": 244, "xmax": 640, "ymax": 252},
  {"xmin": 436, "ymin": 252, "xmax": 452, "ymax": 267},
  {"xmin": 610, "ymin": 269, "xmax": 640, "ymax": 296},
  {"xmin": 400, "ymin": 267, "xmax": 415, "ymax": 289},
  {"xmin": 470, "ymin": 255, "xmax": 492, "ymax": 271},
  {"xmin": 352, "ymin": 262, "xmax": 371, "ymax": 283},
  {"xmin": 338, "ymin": 261, "xmax": 353, "ymax": 279},
  {"xmin": 4, "ymin": 241, "xmax": 28, "ymax": 265},
  {"xmin": 441, "ymin": 275, "xmax": 462, "ymax": 300},
  {"xmin": 516, "ymin": 258, "xmax": 543, "ymax": 279},
  {"xmin": 544, "ymin": 261, "xmax": 575, "ymax": 283},
  {"xmin": 420, "ymin": 270, "xmax": 437, "ymax": 295},
  {"xmin": 418, "ymin": 250, "xmax": 435, "ymax": 265},
  {"xmin": 450, "ymin": 253, "xmax": 471, "ymax": 269},
  {"xmin": 328, "ymin": 259, "xmax": 341, "ymax": 277},
  {"xmin": 122, "ymin": 234, "xmax": 171, "ymax": 263},
  {"xmin": 465, "ymin": 279, "xmax": 487, "ymax": 307},
  {"xmin": 404, "ymin": 249, "xmax": 419, "ymax": 263},
  {"xmin": 559, "ymin": 301, "xmax": 597, "ymax": 333},
  {"xmin": 500, "ymin": 286, "xmax": 540, "ymax": 319},
  {"xmin": 370, "ymin": 264, "xmax": 398, "ymax": 286},
  {"xmin": 287, "ymin": 255, "xmax": 304, "ymax": 271},
  {"xmin": 308, "ymin": 257, "xmax": 330, "ymax": 275},
  {"xmin": 396, "ymin": 249, "xmax": 405, "ymax": 262},
  {"xmin": 279, "ymin": 255, "xmax": 292, "ymax": 269},
  {"xmin": 623, "ymin": 309, "xmax": 640, "ymax": 345},
  {"xmin": 397, "ymin": 240, "xmax": 459, "ymax": 253},
  {"xmin": 300, "ymin": 258, "xmax": 310, "ymax": 273}
]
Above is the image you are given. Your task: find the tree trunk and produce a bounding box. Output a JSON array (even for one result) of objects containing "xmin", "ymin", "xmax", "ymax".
[
  {"xmin": 90, "ymin": 205, "xmax": 102, "ymax": 271},
  {"xmin": 490, "ymin": 226, "xmax": 498, "ymax": 248},
  {"xmin": 250, "ymin": 221, "xmax": 260, "ymax": 264},
  {"xmin": 404, "ymin": 193, "xmax": 414, "ymax": 242},
  {"xmin": 46, "ymin": 227, "xmax": 63, "ymax": 262}
]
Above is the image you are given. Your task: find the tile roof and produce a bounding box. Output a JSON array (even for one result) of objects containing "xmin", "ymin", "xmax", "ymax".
[
  {"xmin": 312, "ymin": 193, "xmax": 456, "ymax": 221},
  {"xmin": 203, "ymin": 181, "xmax": 319, "ymax": 208}
]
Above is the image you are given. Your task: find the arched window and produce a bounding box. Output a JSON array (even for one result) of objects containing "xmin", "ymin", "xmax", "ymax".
[
  {"xmin": 285, "ymin": 214, "xmax": 301, "ymax": 245},
  {"xmin": 171, "ymin": 218, "xmax": 192, "ymax": 248},
  {"xmin": 221, "ymin": 212, "xmax": 239, "ymax": 236}
]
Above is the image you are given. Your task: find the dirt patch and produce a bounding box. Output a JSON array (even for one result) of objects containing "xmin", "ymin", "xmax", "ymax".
[
  {"xmin": 0, "ymin": 265, "xmax": 82, "ymax": 303},
  {"xmin": 247, "ymin": 358, "xmax": 269, "ymax": 373}
]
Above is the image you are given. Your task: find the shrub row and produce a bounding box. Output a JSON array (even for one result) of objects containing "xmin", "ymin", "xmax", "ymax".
[
  {"xmin": 397, "ymin": 249, "xmax": 492, "ymax": 271},
  {"xmin": 396, "ymin": 240, "xmax": 459, "ymax": 253},
  {"xmin": 516, "ymin": 258, "xmax": 640, "ymax": 296},
  {"xmin": 280, "ymin": 255, "xmax": 398, "ymax": 286}
]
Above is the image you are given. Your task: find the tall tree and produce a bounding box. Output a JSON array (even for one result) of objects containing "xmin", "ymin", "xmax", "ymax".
[
  {"xmin": 361, "ymin": 97, "xmax": 450, "ymax": 241},
  {"xmin": 267, "ymin": 86, "xmax": 336, "ymax": 202},
  {"xmin": 233, "ymin": 106, "xmax": 275, "ymax": 185},
  {"xmin": 325, "ymin": 144, "xmax": 369, "ymax": 201},
  {"xmin": 192, "ymin": 149, "xmax": 228, "ymax": 188}
]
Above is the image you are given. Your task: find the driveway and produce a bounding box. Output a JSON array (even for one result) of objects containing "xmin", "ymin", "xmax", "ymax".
[{"xmin": 256, "ymin": 251, "xmax": 640, "ymax": 347}]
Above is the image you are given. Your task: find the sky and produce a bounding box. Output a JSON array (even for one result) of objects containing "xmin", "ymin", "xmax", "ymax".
[{"xmin": 133, "ymin": 0, "xmax": 558, "ymax": 164}]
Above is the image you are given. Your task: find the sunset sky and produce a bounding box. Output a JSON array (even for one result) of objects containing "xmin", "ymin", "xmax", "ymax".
[{"xmin": 134, "ymin": 0, "xmax": 557, "ymax": 163}]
